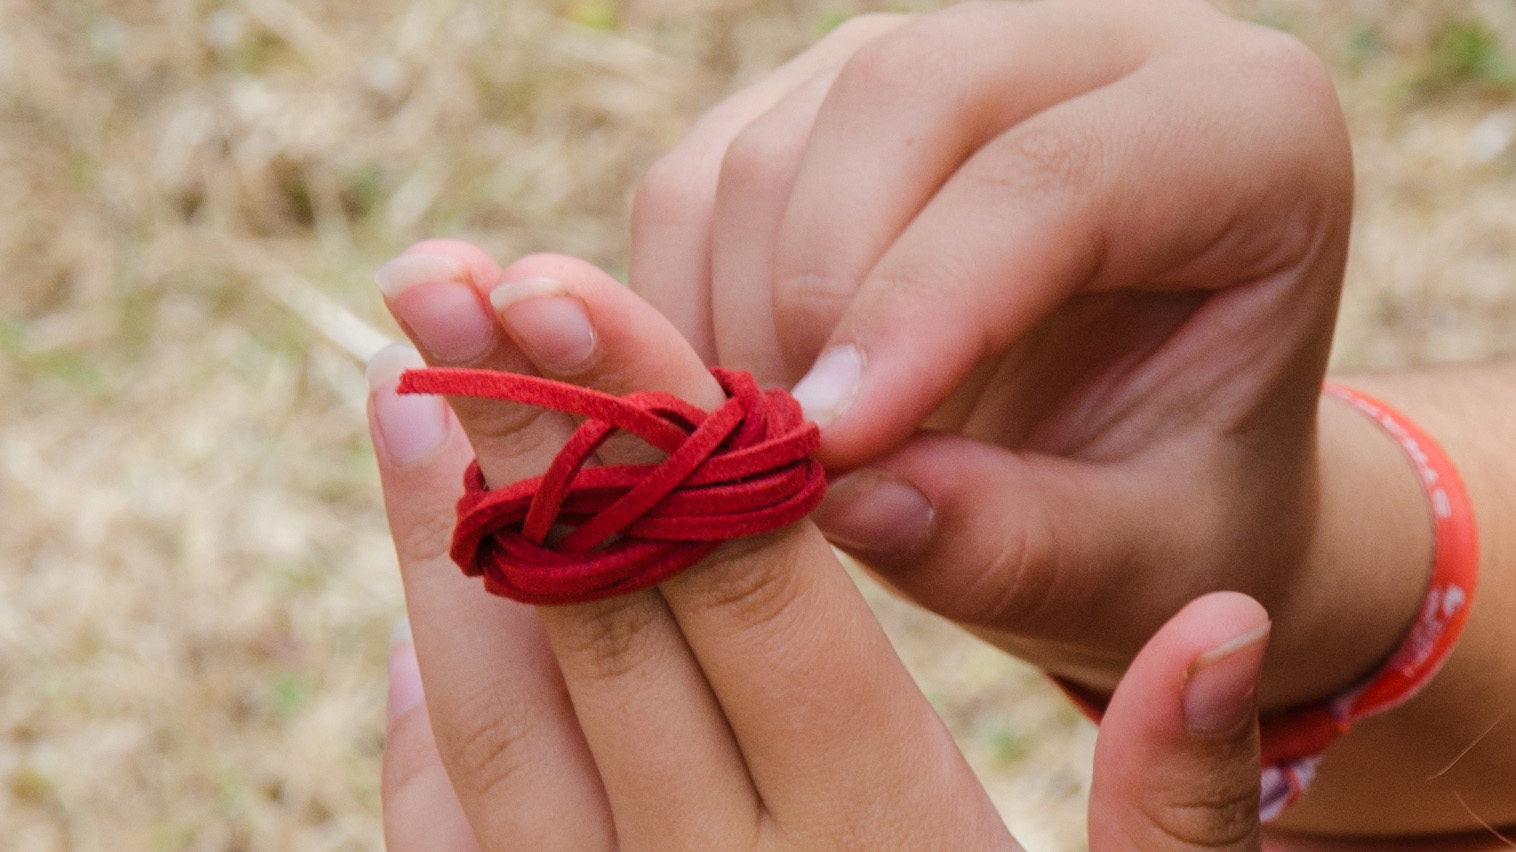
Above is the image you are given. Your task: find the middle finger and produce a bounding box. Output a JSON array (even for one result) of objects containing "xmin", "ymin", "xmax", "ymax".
[
  {"xmin": 396, "ymin": 248, "xmax": 766, "ymax": 850},
  {"xmin": 484, "ymin": 255, "xmax": 1007, "ymax": 847}
]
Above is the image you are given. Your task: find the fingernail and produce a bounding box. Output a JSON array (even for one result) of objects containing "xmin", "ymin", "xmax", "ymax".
[
  {"xmin": 387, "ymin": 617, "xmax": 424, "ymax": 723},
  {"xmin": 367, "ymin": 344, "xmax": 449, "ymax": 466},
  {"xmin": 490, "ymin": 277, "xmax": 597, "ymax": 375},
  {"xmin": 812, "ymin": 469, "xmax": 933, "ymax": 560},
  {"xmin": 376, "ymin": 254, "xmax": 495, "ymax": 363},
  {"xmin": 791, "ymin": 345, "xmax": 862, "ymax": 429},
  {"xmin": 1183, "ymin": 622, "xmax": 1271, "ymax": 736}
]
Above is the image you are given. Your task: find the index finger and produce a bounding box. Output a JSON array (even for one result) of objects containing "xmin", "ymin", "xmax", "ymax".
[
  {"xmin": 788, "ymin": 31, "xmax": 1351, "ymax": 467},
  {"xmin": 769, "ymin": 0, "xmax": 1157, "ymax": 378}
]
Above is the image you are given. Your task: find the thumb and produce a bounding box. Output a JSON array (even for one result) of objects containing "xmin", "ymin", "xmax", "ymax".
[
  {"xmin": 811, "ymin": 432, "xmax": 1187, "ymax": 662},
  {"xmin": 1089, "ymin": 591, "xmax": 1268, "ymax": 852}
]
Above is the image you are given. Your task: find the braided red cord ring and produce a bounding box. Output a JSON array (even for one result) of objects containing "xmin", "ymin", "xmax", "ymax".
[{"xmin": 397, "ymin": 366, "xmax": 827, "ymax": 605}]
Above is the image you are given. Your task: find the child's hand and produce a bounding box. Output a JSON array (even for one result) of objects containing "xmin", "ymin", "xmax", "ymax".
[
  {"xmin": 369, "ymin": 242, "xmax": 1271, "ymax": 851},
  {"xmin": 628, "ymin": 0, "xmax": 1409, "ymax": 712}
]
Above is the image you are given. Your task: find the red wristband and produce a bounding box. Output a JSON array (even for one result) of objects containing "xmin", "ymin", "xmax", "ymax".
[
  {"xmin": 1057, "ymin": 381, "xmax": 1479, "ymax": 821},
  {"xmin": 397, "ymin": 366, "xmax": 826, "ymax": 605},
  {"xmin": 1253, "ymin": 381, "xmax": 1479, "ymax": 817}
]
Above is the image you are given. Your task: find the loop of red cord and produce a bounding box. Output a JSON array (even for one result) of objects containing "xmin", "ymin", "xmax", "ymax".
[{"xmin": 397, "ymin": 366, "xmax": 826, "ymax": 605}]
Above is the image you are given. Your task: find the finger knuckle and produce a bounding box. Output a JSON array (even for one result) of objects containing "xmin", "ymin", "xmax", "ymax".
[
  {"xmin": 773, "ymin": 267, "xmax": 853, "ymax": 327},
  {"xmin": 1226, "ymin": 28, "xmax": 1352, "ymax": 188},
  {"xmin": 1227, "ymin": 27, "xmax": 1342, "ymax": 136},
  {"xmin": 831, "ymin": 2, "xmax": 1001, "ymax": 106},
  {"xmin": 832, "ymin": 23, "xmax": 955, "ymax": 110},
  {"xmin": 950, "ymin": 503, "xmax": 1059, "ymax": 630},
  {"xmin": 436, "ymin": 683, "xmax": 539, "ymax": 804},
  {"xmin": 633, "ymin": 149, "xmax": 704, "ymax": 234},
  {"xmin": 464, "ymin": 410, "xmax": 577, "ymax": 482},
  {"xmin": 717, "ymin": 121, "xmax": 800, "ymax": 200},
  {"xmin": 455, "ymin": 396, "xmax": 557, "ymax": 444},
  {"xmin": 553, "ymin": 594, "xmax": 668, "ymax": 682},
  {"xmin": 982, "ymin": 123, "xmax": 1099, "ymax": 201},
  {"xmin": 853, "ymin": 264, "xmax": 963, "ymax": 321},
  {"xmin": 1142, "ymin": 768, "xmax": 1262, "ymax": 849},
  {"xmin": 395, "ymin": 507, "xmax": 461, "ymax": 568},
  {"xmin": 678, "ymin": 534, "xmax": 807, "ymax": 633}
]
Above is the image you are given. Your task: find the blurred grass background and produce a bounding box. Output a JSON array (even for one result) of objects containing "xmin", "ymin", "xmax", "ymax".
[{"xmin": 0, "ymin": 1, "xmax": 1513, "ymax": 849}]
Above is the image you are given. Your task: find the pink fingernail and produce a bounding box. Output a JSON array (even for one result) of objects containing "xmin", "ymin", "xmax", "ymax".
[
  {"xmin": 367, "ymin": 344, "xmax": 449, "ymax": 466},
  {"xmin": 1183, "ymin": 622, "xmax": 1271, "ymax": 735},
  {"xmin": 387, "ymin": 618, "xmax": 424, "ymax": 723},
  {"xmin": 376, "ymin": 254, "xmax": 496, "ymax": 363},
  {"xmin": 490, "ymin": 278, "xmax": 597, "ymax": 375},
  {"xmin": 791, "ymin": 345, "xmax": 863, "ymax": 429},
  {"xmin": 812, "ymin": 469, "xmax": 933, "ymax": 560}
]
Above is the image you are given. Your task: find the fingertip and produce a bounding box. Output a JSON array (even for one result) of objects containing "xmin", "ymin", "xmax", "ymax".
[
  {"xmin": 379, "ymin": 242, "xmax": 503, "ymax": 363},
  {"xmin": 367, "ymin": 344, "xmax": 453, "ymax": 469},
  {"xmin": 790, "ymin": 341, "xmax": 894, "ymax": 469},
  {"xmin": 1173, "ymin": 592, "xmax": 1273, "ymax": 668},
  {"xmin": 365, "ymin": 348, "xmax": 474, "ymax": 570},
  {"xmin": 787, "ymin": 271, "xmax": 999, "ymax": 464},
  {"xmin": 802, "ymin": 342, "xmax": 960, "ymax": 469},
  {"xmin": 1170, "ymin": 593, "xmax": 1271, "ymax": 738},
  {"xmin": 401, "ymin": 238, "xmax": 505, "ymax": 290},
  {"xmin": 493, "ymin": 253, "xmax": 723, "ymax": 407},
  {"xmin": 1091, "ymin": 592, "xmax": 1269, "ymax": 851},
  {"xmin": 810, "ymin": 467, "xmax": 934, "ymax": 564},
  {"xmin": 791, "ymin": 344, "xmax": 863, "ymax": 430},
  {"xmin": 1112, "ymin": 591, "xmax": 1272, "ymax": 731},
  {"xmin": 490, "ymin": 278, "xmax": 599, "ymax": 377},
  {"xmin": 367, "ymin": 343, "xmax": 427, "ymax": 389},
  {"xmin": 1183, "ymin": 616, "xmax": 1270, "ymax": 737},
  {"xmin": 498, "ymin": 253, "xmax": 625, "ymax": 293}
]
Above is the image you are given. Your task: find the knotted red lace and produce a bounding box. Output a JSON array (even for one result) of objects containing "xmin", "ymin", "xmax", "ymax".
[{"xmin": 397, "ymin": 367, "xmax": 826, "ymax": 605}]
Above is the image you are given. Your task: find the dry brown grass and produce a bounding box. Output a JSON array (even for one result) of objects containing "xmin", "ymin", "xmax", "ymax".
[{"xmin": 0, "ymin": 1, "xmax": 1512, "ymax": 850}]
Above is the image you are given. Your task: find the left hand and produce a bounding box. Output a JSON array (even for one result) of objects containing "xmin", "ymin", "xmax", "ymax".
[{"xmin": 369, "ymin": 241, "xmax": 1270, "ymax": 851}]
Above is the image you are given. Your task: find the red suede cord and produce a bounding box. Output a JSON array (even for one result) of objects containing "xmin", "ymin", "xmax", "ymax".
[{"xmin": 397, "ymin": 366, "xmax": 826, "ymax": 605}]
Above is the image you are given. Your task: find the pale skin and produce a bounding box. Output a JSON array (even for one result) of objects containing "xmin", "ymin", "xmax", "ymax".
[
  {"xmin": 618, "ymin": 0, "xmax": 1516, "ymax": 835},
  {"xmin": 370, "ymin": 245, "xmax": 1276, "ymax": 851},
  {"xmin": 370, "ymin": 0, "xmax": 1516, "ymax": 843},
  {"xmin": 370, "ymin": 245, "xmax": 1515, "ymax": 850}
]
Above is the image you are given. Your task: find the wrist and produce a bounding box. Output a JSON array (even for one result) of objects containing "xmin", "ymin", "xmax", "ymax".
[
  {"xmin": 1274, "ymin": 364, "xmax": 1512, "ymax": 832},
  {"xmin": 1259, "ymin": 388, "xmax": 1432, "ymax": 713}
]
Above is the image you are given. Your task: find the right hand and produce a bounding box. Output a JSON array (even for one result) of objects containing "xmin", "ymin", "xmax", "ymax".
[{"xmin": 626, "ymin": 0, "xmax": 1406, "ymax": 714}]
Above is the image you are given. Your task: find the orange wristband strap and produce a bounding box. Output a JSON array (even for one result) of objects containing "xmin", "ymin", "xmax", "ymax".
[
  {"xmin": 1057, "ymin": 381, "xmax": 1479, "ymax": 820},
  {"xmin": 1252, "ymin": 381, "xmax": 1480, "ymax": 817}
]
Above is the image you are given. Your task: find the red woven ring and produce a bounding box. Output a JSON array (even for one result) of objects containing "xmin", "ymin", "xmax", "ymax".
[{"xmin": 397, "ymin": 366, "xmax": 826, "ymax": 605}]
